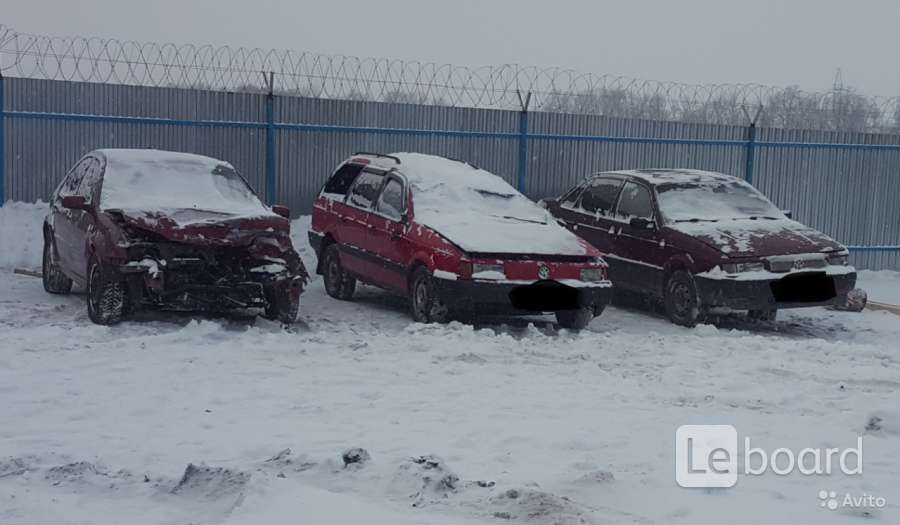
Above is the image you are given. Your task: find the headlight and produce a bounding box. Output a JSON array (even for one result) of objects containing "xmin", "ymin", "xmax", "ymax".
[
  {"xmin": 472, "ymin": 263, "xmax": 505, "ymax": 279},
  {"xmin": 721, "ymin": 261, "xmax": 766, "ymax": 274},
  {"xmin": 826, "ymin": 253, "xmax": 849, "ymax": 266},
  {"xmin": 580, "ymin": 268, "xmax": 606, "ymax": 282}
]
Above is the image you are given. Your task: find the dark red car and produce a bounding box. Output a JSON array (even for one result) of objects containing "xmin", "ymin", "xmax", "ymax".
[
  {"xmin": 309, "ymin": 153, "xmax": 613, "ymax": 329},
  {"xmin": 542, "ymin": 169, "xmax": 857, "ymax": 326},
  {"xmin": 42, "ymin": 149, "xmax": 308, "ymax": 325}
]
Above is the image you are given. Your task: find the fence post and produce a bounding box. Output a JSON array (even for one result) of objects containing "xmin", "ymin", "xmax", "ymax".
[
  {"xmin": 516, "ymin": 91, "xmax": 532, "ymax": 193},
  {"xmin": 0, "ymin": 71, "xmax": 5, "ymax": 206},
  {"xmin": 742, "ymin": 105, "xmax": 763, "ymax": 185},
  {"xmin": 264, "ymin": 71, "xmax": 276, "ymax": 204}
]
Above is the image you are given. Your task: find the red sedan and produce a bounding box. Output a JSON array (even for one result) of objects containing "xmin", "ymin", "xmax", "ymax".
[{"xmin": 309, "ymin": 153, "xmax": 613, "ymax": 329}]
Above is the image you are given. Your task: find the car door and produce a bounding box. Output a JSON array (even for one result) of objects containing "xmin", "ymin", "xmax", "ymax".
[
  {"xmin": 555, "ymin": 176, "xmax": 624, "ymax": 254},
  {"xmin": 52, "ymin": 158, "xmax": 92, "ymax": 277},
  {"xmin": 69, "ymin": 157, "xmax": 103, "ymax": 277},
  {"xmin": 366, "ymin": 175, "xmax": 410, "ymax": 292},
  {"xmin": 335, "ymin": 169, "xmax": 386, "ymax": 279},
  {"xmin": 608, "ymin": 181, "xmax": 664, "ymax": 292}
]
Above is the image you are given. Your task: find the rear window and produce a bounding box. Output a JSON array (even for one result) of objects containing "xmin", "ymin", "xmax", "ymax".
[
  {"xmin": 347, "ymin": 171, "xmax": 385, "ymax": 209},
  {"xmin": 322, "ymin": 164, "xmax": 364, "ymax": 198}
]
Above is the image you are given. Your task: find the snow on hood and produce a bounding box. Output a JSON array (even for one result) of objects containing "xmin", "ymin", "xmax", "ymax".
[
  {"xmin": 99, "ymin": 149, "xmax": 271, "ymax": 217},
  {"xmin": 670, "ymin": 218, "xmax": 844, "ymax": 257},
  {"xmin": 393, "ymin": 153, "xmax": 592, "ymax": 256}
]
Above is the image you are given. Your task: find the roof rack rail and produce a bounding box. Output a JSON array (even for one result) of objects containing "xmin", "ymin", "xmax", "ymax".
[{"xmin": 353, "ymin": 152, "xmax": 401, "ymax": 164}]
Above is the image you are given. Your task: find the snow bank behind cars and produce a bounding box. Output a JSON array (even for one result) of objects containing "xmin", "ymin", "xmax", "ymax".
[{"xmin": 0, "ymin": 201, "xmax": 47, "ymax": 270}]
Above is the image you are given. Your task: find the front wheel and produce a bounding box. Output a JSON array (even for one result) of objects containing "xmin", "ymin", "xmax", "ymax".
[
  {"xmin": 409, "ymin": 266, "xmax": 450, "ymax": 324},
  {"xmin": 86, "ymin": 257, "xmax": 127, "ymax": 325},
  {"xmin": 42, "ymin": 235, "xmax": 73, "ymax": 295},
  {"xmin": 664, "ymin": 270, "xmax": 701, "ymax": 327},
  {"xmin": 555, "ymin": 307, "xmax": 594, "ymax": 330},
  {"xmin": 265, "ymin": 293, "xmax": 300, "ymax": 324}
]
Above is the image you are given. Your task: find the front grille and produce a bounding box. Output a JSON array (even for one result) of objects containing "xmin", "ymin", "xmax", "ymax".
[{"xmin": 767, "ymin": 255, "xmax": 827, "ymax": 273}]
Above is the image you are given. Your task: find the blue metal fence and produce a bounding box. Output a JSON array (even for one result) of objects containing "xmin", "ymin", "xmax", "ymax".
[{"xmin": 2, "ymin": 76, "xmax": 899, "ymax": 269}]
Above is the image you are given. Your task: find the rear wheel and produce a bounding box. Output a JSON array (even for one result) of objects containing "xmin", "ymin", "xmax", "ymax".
[
  {"xmin": 322, "ymin": 244, "xmax": 356, "ymax": 300},
  {"xmin": 555, "ymin": 307, "xmax": 594, "ymax": 330},
  {"xmin": 664, "ymin": 270, "xmax": 701, "ymax": 327},
  {"xmin": 86, "ymin": 256, "xmax": 127, "ymax": 325},
  {"xmin": 42, "ymin": 234, "xmax": 73, "ymax": 295},
  {"xmin": 409, "ymin": 266, "xmax": 450, "ymax": 324}
]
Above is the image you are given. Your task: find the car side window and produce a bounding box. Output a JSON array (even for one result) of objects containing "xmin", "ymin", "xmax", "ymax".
[
  {"xmin": 578, "ymin": 178, "xmax": 623, "ymax": 216},
  {"xmin": 322, "ymin": 164, "xmax": 364, "ymax": 198},
  {"xmin": 347, "ymin": 170, "xmax": 385, "ymax": 209},
  {"xmin": 76, "ymin": 159, "xmax": 102, "ymax": 203},
  {"xmin": 57, "ymin": 158, "xmax": 92, "ymax": 198},
  {"xmin": 559, "ymin": 184, "xmax": 584, "ymax": 208},
  {"xmin": 615, "ymin": 182, "xmax": 654, "ymax": 220},
  {"xmin": 374, "ymin": 178, "xmax": 404, "ymax": 221}
]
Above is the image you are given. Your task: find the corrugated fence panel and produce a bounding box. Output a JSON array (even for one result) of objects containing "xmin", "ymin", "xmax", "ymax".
[
  {"xmin": 3, "ymin": 77, "xmax": 267, "ymax": 202},
  {"xmin": 2, "ymin": 76, "xmax": 899, "ymax": 269},
  {"xmin": 755, "ymin": 127, "xmax": 900, "ymax": 270},
  {"xmin": 274, "ymin": 97, "xmax": 519, "ymax": 213}
]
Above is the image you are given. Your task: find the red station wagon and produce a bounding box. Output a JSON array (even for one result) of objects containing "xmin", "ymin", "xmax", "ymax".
[
  {"xmin": 309, "ymin": 153, "xmax": 613, "ymax": 329},
  {"xmin": 542, "ymin": 169, "xmax": 857, "ymax": 326}
]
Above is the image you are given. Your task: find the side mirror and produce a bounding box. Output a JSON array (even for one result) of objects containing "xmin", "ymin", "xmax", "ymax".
[
  {"xmin": 271, "ymin": 205, "xmax": 291, "ymax": 219},
  {"xmin": 782, "ymin": 210, "xmax": 793, "ymax": 219},
  {"xmin": 61, "ymin": 195, "xmax": 88, "ymax": 210},
  {"xmin": 630, "ymin": 217, "xmax": 656, "ymax": 230}
]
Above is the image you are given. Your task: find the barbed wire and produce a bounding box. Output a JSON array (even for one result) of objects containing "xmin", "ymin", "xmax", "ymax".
[{"xmin": 2, "ymin": 25, "xmax": 898, "ymax": 132}]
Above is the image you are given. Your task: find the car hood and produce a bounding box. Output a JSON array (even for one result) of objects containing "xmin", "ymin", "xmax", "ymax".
[
  {"xmin": 418, "ymin": 214, "xmax": 594, "ymax": 257},
  {"xmin": 109, "ymin": 207, "xmax": 289, "ymax": 245},
  {"xmin": 669, "ymin": 218, "xmax": 844, "ymax": 257}
]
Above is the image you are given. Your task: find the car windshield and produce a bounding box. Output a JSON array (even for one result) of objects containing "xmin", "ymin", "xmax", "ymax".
[
  {"xmin": 656, "ymin": 179, "xmax": 785, "ymax": 223},
  {"xmin": 100, "ymin": 151, "xmax": 267, "ymax": 215}
]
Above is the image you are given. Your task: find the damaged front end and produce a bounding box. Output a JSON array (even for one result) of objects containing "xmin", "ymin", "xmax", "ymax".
[{"xmin": 108, "ymin": 211, "xmax": 308, "ymax": 318}]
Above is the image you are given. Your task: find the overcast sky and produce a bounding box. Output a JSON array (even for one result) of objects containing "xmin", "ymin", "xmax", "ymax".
[{"xmin": 4, "ymin": 0, "xmax": 898, "ymax": 96}]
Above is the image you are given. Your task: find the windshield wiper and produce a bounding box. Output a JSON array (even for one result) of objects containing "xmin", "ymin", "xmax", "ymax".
[
  {"xmin": 498, "ymin": 215, "xmax": 547, "ymax": 225},
  {"xmin": 674, "ymin": 218, "xmax": 719, "ymax": 223}
]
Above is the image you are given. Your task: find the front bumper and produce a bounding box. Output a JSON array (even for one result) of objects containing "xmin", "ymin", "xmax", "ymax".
[
  {"xmin": 695, "ymin": 270, "xmax": 857, "ymax": 311},
  {"xmin": 432, "ymin": 277, "xmax": 614, "ymax": 315}
]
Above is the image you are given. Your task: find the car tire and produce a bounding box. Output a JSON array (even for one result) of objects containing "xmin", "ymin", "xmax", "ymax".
[
  {"xmin": 409, "ymin": 266, "xmax": 450, "ymax": 324},
  {"xmin": 555, "ymin": 307, "xmax": 594, "ymax": 330},
  {"xmin": 86, "ymin": 256, "xmax": 127, "ymax": 326},
  {"xmin": 664, "ymin": 270, "xmax": 701, "ymax": 327},
  {"xmin": 42, "ymin": 234, "xmax": 73, "ymax": 295},
  {"xmin": 265, "ymin": 288, "xmax": 300, "ymax": 324},
  {"xmin": 748, "ymin": 308, "xmax": 777, "ymax": 322},
  {"xmin": 322, "ymin": 244, "xmax": 356, "ymax": 300}
]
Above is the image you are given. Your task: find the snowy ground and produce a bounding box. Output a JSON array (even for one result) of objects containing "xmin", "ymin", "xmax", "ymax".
[
  {"xmin": 857, "ymin": 270, "xmax": 900, "ymax": 305},
  {"xmin": 1, "ymin": 203, "xmax": 899, "ymax": 524}
]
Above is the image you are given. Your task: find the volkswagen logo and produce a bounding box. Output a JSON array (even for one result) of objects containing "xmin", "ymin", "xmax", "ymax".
[{"xmin": 538, "ymin": 264, "xmax": 550, "ymax": 279}]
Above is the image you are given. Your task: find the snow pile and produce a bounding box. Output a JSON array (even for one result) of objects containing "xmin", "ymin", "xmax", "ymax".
[
  {"xmin": 100, "ymin": 149, "xmax": 269, "ymax": 215},
  {"xmin": 0, "ymin": 201, "xmax": 46, "ymax": 270},
  {"xmin": 393, "ymin": 153, "xmax": 591, "ymax": 256}
]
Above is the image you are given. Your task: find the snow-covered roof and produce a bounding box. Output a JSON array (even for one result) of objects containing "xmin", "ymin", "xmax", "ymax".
[
  {"xmin": 96, "ymin": 149, "xmax": 234, "ymax": 171},
  {"xmin": 388, "ymin": 153, "xmax": 592, "ymax": 256},
  {"xmin": 595, "ymin": 168, "xmax": 739, "ymax": 186}
]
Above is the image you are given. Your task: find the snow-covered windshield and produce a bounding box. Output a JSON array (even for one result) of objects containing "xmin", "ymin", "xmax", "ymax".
[
  {"xmin": 99, "ymin": 150, "xmax": 267, "ymax": 214},
  {"xmin": 656, "ymin": 179, "xmax": 785, "ymax": 223}
]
